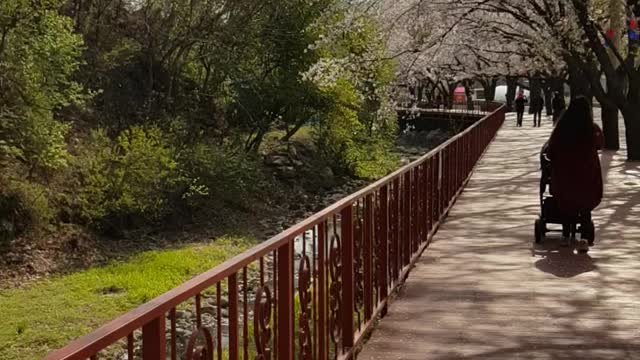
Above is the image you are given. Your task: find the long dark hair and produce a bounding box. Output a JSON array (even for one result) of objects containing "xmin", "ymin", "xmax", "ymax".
[{"xmin": 553, "ymin": 96, "xmax": 594, "ymax": 147}]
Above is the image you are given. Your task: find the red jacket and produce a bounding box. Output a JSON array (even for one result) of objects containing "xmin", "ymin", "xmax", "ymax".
[{"xmin": 547, "ymin": 124, "xmax": 603, "ymax": 216}]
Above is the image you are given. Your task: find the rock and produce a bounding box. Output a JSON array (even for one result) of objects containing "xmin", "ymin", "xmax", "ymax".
[
  {"xmin": 279, "ymin": 166, "xmax": 297, "ymax": 179},
  {"xmin": 174, "ymin": 310, "xmax": 191, "ymax": 321},
  {"xmin": 265, "ymin": 154, "xmax": 290, "ymax": 166},
  {"xmin": 263, "ymin": 230, "xmax": 279, "ymax": 238},
  {"xmin": 314, "ymin": 203, "xmax": 327, "ymax": 212},
  {"xmin": 319, "ymin": 166, "xmax": 334, "ymax": 179},
  {"xmin": 289, "ymin": 202, "xmax": 302, "ymax": 211},
  {"xmin": 288, "ymin": 146, "xmax": 298, "ymax": 158},
  {"xmin": 176, "ymin": 327, "xmax": 191, "ymax": 339},
  {"xmin": 201, "ymin": 305, "xmax": 216, "ymax": 315},
  {"xmin": 259, "ymin": 219, "xmax": 272, "ymax": 228}
]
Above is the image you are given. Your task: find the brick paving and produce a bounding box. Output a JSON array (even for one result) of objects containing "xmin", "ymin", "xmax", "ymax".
[{"xmin": 359, "ymin": 113, "xmax": 640, "ymax": 360}]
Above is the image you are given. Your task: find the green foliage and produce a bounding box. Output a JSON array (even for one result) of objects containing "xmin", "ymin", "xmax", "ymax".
[
  {"xmin": 178, "ymin": 142, "xmax": 268, "ymax": 214},
  {"xmin": 0, "ymin": 176, "xmax": 54, "ymax": 243},
  {"xmin": 307, "ymin": 8, "xmax": 398, "ymax": 179},
  {"xmin": 0, "ymin": 0, "xmax": 402, "ymax": 236},
  {"xmin": 69, "ymin": 126, "xmax": 268, "ymax": 231},
  {"xmin": 0, "ymin": 236, "xmax": 254, "ymax": 360},
  {"xmin": 313, "ymin": 80, "xmax": 364, "ymax": 173},
  {"xmin": 72, "ymin": 127, "xmax": 178, "ymax": 230},
  {"xmin": 0, "ymin": 111, "xmax": 70, "ymax": 176},
  {"xmin": 0, "ymin": 0, "xmax": 85, "ymax": 176},
  {"xmin": 0, "ymin": 0, "xmax": 85, "ymax": 109},
  {"xmin": 313, "ymin": 79, "xmax": 398, "ymax": 179}
]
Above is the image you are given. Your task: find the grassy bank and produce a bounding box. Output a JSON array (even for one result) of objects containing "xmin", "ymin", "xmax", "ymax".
[{"xmin": 0, "ymin": 237, "xmax": 254, "ymax": 360}]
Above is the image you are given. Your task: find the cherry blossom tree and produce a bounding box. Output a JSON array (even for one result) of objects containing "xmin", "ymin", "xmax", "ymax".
[
  {"xmin": 380, "ymin": 0, "xmax": 566, "ymax": 109},
  {"xmin": 376, "ymin": 0, "xmax": 640, "ymax": 159}
]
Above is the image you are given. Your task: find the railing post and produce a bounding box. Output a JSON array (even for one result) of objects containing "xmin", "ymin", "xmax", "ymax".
[
  {"xmin": 448, "ymin": 146, "xmax": 454, "ymax": 201},
  {"xmin": 392, "ymin": 178, "xmax": 400, "ymax": 281},
  {"xmin": 340, "ymin": 205, "xmax": 355, "ymax": 352},
  {"xmin": 422, "ymin": 163, "xmax": 429, "ymax": 241},
  {"xmin": 441, "ymin": 151, "xmax": 446, "ymax": 216},
  {"xmin": 464, "ymin": 132, "xmax": 474, "ymax": 176},
  {"xmin": 363, "ymin": 194, "xmax": 373, "ymax": 320},
  {"xmin": 458, "ymin": 139, "xmax": 463, "ymax": 187},
  {"xmin": 412, "ymin": 167, "xmax": 419, "ymax": 252},
  {"xmin": 402, "ymin": 172, "xmax": 411, "ymax": 267},
  {"xmin": 318, "ymin": 223, "xmax": 327, "ymax": 360},
  {"xmin": 437, "ymin": 153, "xmax": 443, "ymax": 220},
  {"xmin": 453, "ymin": 141, "xmax": 458, "ymax": 190},
  {"xmin": 449, "ymin": 146, "xmax": 455, "ymax": 201},
  {"xmin": 277, "ymin": 240, "xmax": 294, "ymax": 360},
  {"xmin": 142, "ymin": 316, "xmax": 165, "ymax": 360},
  {"xmin": 228, "ymin": 274, "xmax": 239, "ymax": 360},
  {"xmin": 426, "ymin": 159, "xmax": 433, "ymax": 235},
  {"xmin": 379, "ymin": 185, "xmax": 389, "ymax": 312}
]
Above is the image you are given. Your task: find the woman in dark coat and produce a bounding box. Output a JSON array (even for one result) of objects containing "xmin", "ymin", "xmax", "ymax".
[
  {"xmin": 546, "ymin": 96, "xmax": 603, "ymax": 251},
  {"xmin": 532, "ymin": 95, "xmax": 544, "ymax": 127}
]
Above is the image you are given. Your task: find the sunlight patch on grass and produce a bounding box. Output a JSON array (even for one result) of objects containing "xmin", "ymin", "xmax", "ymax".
[{"xmin": 0, "ymin": 236, "xmax": 255, "ymax": 360}]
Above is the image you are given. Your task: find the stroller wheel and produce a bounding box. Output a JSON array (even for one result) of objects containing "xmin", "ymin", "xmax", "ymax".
[
  {"xmin": 583, "ymin": 220, "xmax": 596, "ymax": 246},
  {"xmin": 534, "ymin": 219, "xmax": 545, "ymax": 243}
]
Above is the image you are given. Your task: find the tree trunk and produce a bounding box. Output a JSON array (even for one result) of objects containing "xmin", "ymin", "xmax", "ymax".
[
  {"xmin": 568, "ymin": 65, "xmax": 591, "ymax": 100},
  {"xmin": 621, "ymin": 106, "xmax": 640, "ymax": 161},
  {"xmin": 506, "ymin": 77, "xmax": 517, "ymax": 112},
  {"xmin": 600, "ymin": 103, "xmax": 620, "ymax": 150},
  {"xmin": 409, "ymin": 86, "xmax": 417, "ymax": 107},
  {"xmin": 553, "ymin": 78, "xmax": 565, "ymax": 94},
  {"xmin": 529, "ymin": 78, "xmax": 541, "ymax": 114},
  {"xmin": 482, "ymin": 78, "xmax": 497, "ymax": 102},
  {"xmin": 464, "ymin": 80, "xmax": 474, "ymax": 110},
  {"xmin": 443, "ymin": 82, "xmax": 457, "ymax": 109},
  {"xmin": 597, "ymin": 73, "xmax": 622, "ymax": 151},
  {"xmin": 543, "ymin": 84, "xmax": 553, "ymax": 115},
  {"xmin": 246, "ymin": 128, "xmax": 268, "ymax": 153},
  {"xmin": 282, "ymin": 121, "xmax": 305, "ymax": 142}
]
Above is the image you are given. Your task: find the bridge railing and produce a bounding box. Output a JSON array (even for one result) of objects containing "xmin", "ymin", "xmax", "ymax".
[
  {"xmin": 398, "ymin": 100, "xmax": 504, "ymax": 117},
  {"xmin": 45, "ymin": 105, "xmax": 506, "ymax": 360}
]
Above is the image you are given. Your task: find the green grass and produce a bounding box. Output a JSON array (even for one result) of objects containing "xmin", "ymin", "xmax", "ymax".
[
  {"xmin": 0, "ymin": 236, "xmax": 255, "ymax": 360},
  {"xmin": 263, "ymin": 125, "xmax": 314, "ymax": 146}
]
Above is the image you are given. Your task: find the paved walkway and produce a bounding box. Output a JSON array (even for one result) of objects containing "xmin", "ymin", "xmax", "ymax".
[{"xmin": 360, "ymin": 113, "xmax": 640, "ymax": 359}]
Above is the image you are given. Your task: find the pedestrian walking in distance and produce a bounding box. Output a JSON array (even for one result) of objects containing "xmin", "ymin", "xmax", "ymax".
[
  {"xmin": 515, "ymin": 91, "xmax": 527, "ymax": 127},
  {"xmin": 532, "ymin": 95, "xmax": 545, "ymax": 127}
]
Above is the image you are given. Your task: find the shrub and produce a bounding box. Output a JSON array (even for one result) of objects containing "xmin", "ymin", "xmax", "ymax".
[
  {"xmin": 0, "ymin": 177, "xmax": 54, "ymax": 243},
  {"xmin": 72, "ymin": 127, "xmax": 179, "ymax": 231},
  {"xmin": 313, "ymin": 80, "xmax": 398, "ymax": 180},
  {"xmin": 0, "ymin": 111, "xmax": 70, "ymax": 178},
  {"xmin": 177, "ymin": 142, "xmax": 269, "ymax": 215},
  {"xmin": 313, "ymin": 80, "xmax": 363, "ymax": 175},
  {"xmin": 347, "ymin": 138, "xmax": 398, "ymax": 180}
]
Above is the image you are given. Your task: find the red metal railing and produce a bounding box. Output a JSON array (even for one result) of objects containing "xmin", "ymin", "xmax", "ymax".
[
  {"xmin": 45, "ymin": 105, "xmax": 505, "ymax": 360},
  {"xmin": 398, "ymin": 100, "xmax": 504, "ymax": 117}
]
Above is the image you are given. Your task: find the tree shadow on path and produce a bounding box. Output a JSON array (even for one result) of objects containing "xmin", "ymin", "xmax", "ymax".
[{"xmin": 532, "ymin": 242, "xmax": 598, "ymax": 278}]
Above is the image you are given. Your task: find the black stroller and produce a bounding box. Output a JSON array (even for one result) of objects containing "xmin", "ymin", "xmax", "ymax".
[{"xmin": 534, "ymin": 143, "xmax": 596, "ymax": 245}]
